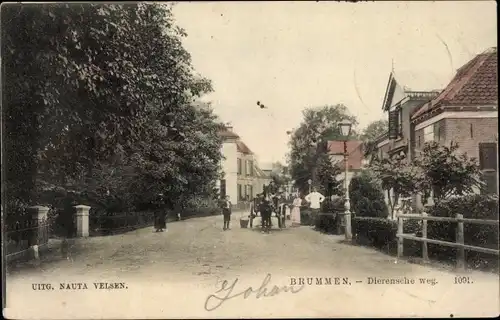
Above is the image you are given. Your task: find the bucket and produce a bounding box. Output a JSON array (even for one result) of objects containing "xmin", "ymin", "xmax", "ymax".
[{"xmin": 240, "ymin": 219, "xmax": 249, "ymax": 228}]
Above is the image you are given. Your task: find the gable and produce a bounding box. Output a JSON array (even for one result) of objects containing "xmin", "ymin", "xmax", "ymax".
[{"xmin": 382, "ymin": 73, "xmax": 408, "ymax": 111}]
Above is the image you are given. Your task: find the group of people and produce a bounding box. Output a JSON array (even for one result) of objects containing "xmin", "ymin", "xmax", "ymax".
[
  {"xmin": 220, "ymin": 187, "xmax": 327, "ymax": 233},
  {"xmin": 152, "ymin": 187, "xmax": 328, "ymax": 233}
]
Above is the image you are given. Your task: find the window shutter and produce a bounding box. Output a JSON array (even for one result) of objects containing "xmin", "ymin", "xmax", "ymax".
[
  {"xmin": 479, "ymin": 143, "xmax": 497, "ymax": 170},
  {"xmin": 388, "ymin": 110, "xmax": 399, "ymax": 139}
]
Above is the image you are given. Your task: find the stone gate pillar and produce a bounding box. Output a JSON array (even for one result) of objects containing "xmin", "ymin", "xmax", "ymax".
[
  {"xmin": 74, "ymin": 205, "xmax": 91, "ymax": 237},
  {"xmin": 29, "ymin": 206, "xmax": 50, "ymax": 259}
]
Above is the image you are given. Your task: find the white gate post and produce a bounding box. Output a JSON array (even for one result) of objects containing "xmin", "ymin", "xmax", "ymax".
[
  {"xmin": 29, "ymin": 206, "xmax": 50, "ymax": 259},
  {"xmin": 74, "ymin": 205, "xmax": 91, "ymax": 237}
]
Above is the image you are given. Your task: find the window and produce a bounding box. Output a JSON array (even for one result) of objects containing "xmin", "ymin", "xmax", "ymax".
[
  {"xmin": 245, "ymin": 160, "xmax": 254, "ymax": 176},
  {"xmin": 423, "ymin": 125, "xmax": 434, "ymax": 142},
  {"xmin": 237, "ymin": 184, "xmax": 243, "ymax": 201},
  {"xmin": 247, "ymin": 185, "xmax": 253, "ymax": 200},
  {"xmin": 388, "ymin": 108, "xmax": 401, "ymax": 140},
  {"xmin": 417, "ymin": 135, "xmax": 421, "ymax": 148},
  {"xmin": 398, "ymin": 108, "xmax": 403, "ymax": 136},
  {"xmin": 479, "ymin": 143, "xmax": 497, "ymax": 170},
  {"xmin": 237, "ymin": 158, "xmax": 242, "ymax": 175}
]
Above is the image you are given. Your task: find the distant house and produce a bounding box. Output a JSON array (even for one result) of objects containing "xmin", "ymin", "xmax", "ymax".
[
  {"xmin": 217, "ymin": 126, "xmax": 270, "ymax": 207},
  {"xmin": 411, "ymin": 47, "xmax": 498, "ymax": 195},
  {"xmin": 327, "ymin": 140, "xmax": 364, "ymax": 187},
  {"xmin": 253, "ymin": 165, "xmax": 272, "ymax": 198}
]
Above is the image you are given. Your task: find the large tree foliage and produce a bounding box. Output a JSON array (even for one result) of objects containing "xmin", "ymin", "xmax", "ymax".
[
  {"xmin": 2, "ymin": 3, "xmax": 222, "ymax": 211},
  {"xmin": 369, "ymin": 153, "xmax": 424, "ymax": 218},
  {"xmin": 287, "ymin": 104, "xmax": 358, "ymax": 193},
  {"xmin": 269, "ymin": 162, "xmax": 291, "ymax": 191}
]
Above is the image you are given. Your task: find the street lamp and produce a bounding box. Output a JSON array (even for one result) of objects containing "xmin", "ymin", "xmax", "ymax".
[{"xmin": 338, "ymin": 120, "xmax": 352, "ymax": 241}]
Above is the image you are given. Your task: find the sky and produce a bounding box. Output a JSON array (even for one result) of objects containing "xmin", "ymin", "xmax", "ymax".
[{"xmin": 172, "ymin": 1, "xmax": 497, "ymax": 165}]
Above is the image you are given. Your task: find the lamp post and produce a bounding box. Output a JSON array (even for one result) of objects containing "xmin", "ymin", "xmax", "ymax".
[
  {"xmin": 339, "ymin": 120, "xmax": 352, "ymax": 241},
  {"xmin": 310, "ymin": 139, "xmax": 318, "ymax": 191}
]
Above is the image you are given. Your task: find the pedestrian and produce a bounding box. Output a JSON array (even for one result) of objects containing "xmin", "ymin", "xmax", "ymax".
[
  {"xmin": 259, "ymin": 196, "xmax": 273, "ymax": 233},
  {"xmin": 222, "ymin": 195, "xmax": 232, "ymax": 231},
  {"xmin": 291, "ymin": 194, "xmax": 302, "ymax": 227},
  {"xmin": 305, "ymin": 188, "xmax": 325, "ymax": 227},
  {"xmin": 278, "ymin": 201, "xmax": 287, "ymax": 228},
  {"xmin": 153, "ymin": 193, "xmax": 167, "ymax": 232}
]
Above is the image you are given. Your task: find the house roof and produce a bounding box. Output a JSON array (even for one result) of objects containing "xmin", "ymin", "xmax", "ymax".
[
  {"xmin": 253, "ymin": 165, "xmax": 269, "ymax": 178},
  {"xmin": 327, "ymin": 140, "xmax": 364, "ymax": 170},
  {"xmin": 412, "ymin": 47, "xmax": 498, "ymax": 122},
  {"xmin": 382, "ymin": 69, "xmax": 444, "ymax": 111},
  {"xmin": 236, "ymin": 140, "xmax": 253, "ymax": 154}
]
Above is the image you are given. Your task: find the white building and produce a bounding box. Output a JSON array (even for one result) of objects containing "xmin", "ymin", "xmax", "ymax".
[{"xmin": 217, "ymin": 126, "xmax": 270, "ymax": 208}]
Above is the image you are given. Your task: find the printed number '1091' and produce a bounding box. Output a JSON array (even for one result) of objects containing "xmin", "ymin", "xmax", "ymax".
[{"xmin": 454, "ymin": 276, "xmax": 473, "ymax": 284}]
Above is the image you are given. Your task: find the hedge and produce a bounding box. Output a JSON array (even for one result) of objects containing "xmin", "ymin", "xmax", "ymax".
[
  {"xmin": 314, "ymin": 213, "xmax": 342, "ymax": 234},
  {"xmin": 426, "ymin": 195, "xmax": 499, "ymax": 270},
  {"xmin": 352, "ymin": 217, "xmax": 421, "ymax": 254}
]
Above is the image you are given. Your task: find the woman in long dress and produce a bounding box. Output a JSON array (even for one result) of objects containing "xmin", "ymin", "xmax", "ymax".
[{"xmin": 291, "ymin": 195, "xmax": 302, "ymax": 227}]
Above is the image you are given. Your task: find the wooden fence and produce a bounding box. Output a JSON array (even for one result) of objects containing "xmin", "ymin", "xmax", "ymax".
[{"xmin": 396, "ymin": 212, "xmax": 499, "ymax": 269}]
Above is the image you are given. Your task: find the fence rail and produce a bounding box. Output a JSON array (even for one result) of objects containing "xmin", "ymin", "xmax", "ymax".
[{"xmin": 396, "ymin": 212, "xmax": 499, "ymax": 270}]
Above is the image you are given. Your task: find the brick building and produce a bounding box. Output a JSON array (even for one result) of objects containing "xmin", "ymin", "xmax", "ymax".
[{"xmin": 411, "ymin": 47, "xmax": 498, "ymax": 195}]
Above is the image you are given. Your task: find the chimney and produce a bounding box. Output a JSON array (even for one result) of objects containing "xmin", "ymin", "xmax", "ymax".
[{"xmin": 225, "ymin": 122, "xmax": 233, "ymax": 131}]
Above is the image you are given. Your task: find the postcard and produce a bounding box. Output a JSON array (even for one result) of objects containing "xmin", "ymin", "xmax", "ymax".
[{"xmin": 2, "ymin": 1, "xmax": 499, "ymax": 318}]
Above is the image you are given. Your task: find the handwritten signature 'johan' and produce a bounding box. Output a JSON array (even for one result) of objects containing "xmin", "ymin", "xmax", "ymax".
[{"xmin": 204, "ymin": 273, "xmax": 305, "ymax": 311}]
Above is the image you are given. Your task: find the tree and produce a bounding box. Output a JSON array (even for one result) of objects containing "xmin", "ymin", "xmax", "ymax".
[
  {"xmin": 349, "ymin": 170, "xmax": 389, "ymax": 218},
  {"xmin": 316, "ymin": 153, "xmax": 343, "ymax": 197},
  {"xmin": 414, "ymin": 141, "xmax": 484, "ymax": 202},
  {"xmin": 369, "ymin": 153, "xmax": 425, "ymax": 219},
  {"xmin": 360, "ymin": 119, "xmax": 388, "ymax": 160},
  {"xmin": 2, "ymin": 3, "xmax": 223, "ymax": 212},
  {"xmin": 288, "ymin": 104, "xmax": 358, "ymax": 193},
  {"xmin": 269, "ymin": 162, "xmax": 291, "ymax": 191}
]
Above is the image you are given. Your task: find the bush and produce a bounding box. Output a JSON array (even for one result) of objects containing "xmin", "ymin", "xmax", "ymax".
[
  {"xmin": 349, "ymin": 171, "xmax": 389, "ymax": 218},
  {"xmin": 426, "ymin": 195, "xmax": 499, "ymax": 270},
  {"xmin": 352, "ymin": 217, "xmax": 421, "ymax": 250},
  {"xmin": 180, "ymin": 197, "xmax": 220, "ymax": 219}
]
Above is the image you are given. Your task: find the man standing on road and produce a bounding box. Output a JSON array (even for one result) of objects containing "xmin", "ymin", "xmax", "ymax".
[
  {"xmin": 222, "ymin": 195, "xmax": 232, "ymax": 231},
  {"xmin": 305, "ymin": 188, "xmax": 325, "ymax": 227},
  {"xmin": 259, "ymin": 196, "xmax": 273, "ymax": 234}
]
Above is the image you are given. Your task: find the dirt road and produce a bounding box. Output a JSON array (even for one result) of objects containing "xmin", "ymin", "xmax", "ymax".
[{"xmin": 5, "ymin": 214, "xmax": 499, "ymax": 318}]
